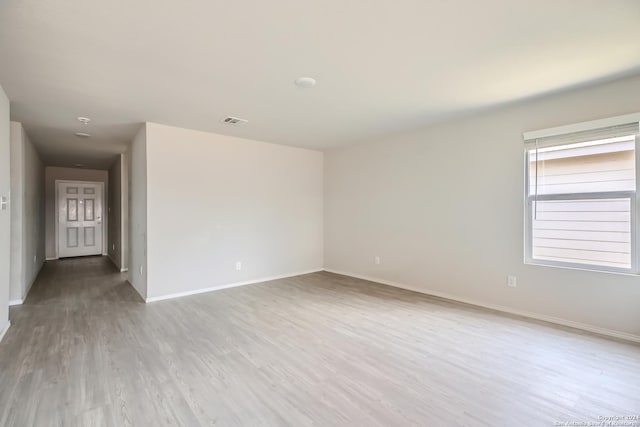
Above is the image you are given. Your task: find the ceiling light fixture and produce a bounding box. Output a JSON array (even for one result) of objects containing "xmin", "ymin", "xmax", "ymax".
[
  {"xmin": 295, "ymin": 77, "xmax": 317, "ymax": 88},
  {"xmin": 75, "ymin": 132, "xmax": 91, "ymax": 138},
  {"xmin": 221, "ymin": 116, "xmax": 248, "ymax": 125},
  {"xmin": 77, "ymin": 117, "xmax": 91, "ymax": 125}
]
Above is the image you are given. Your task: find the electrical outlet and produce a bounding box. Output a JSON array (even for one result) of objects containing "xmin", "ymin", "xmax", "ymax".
[
  {"xmin": 34, "ymin": 255, "xmax": 37, "ymax": 263},
  {"xmin": 507, "ymin": 276, "xmax": 517, "ymax": 288},
  {"xmin": 374, "ymin": 256, "xmax": 381, "ymax": 265},
  {"xmin": 236, "ymin": 261, "xmax": 242, "ymax": 271}
]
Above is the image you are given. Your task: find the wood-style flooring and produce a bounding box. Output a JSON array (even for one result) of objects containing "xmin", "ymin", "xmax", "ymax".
[{"xmin": 1, "ymin": 257, "xmax": 639, "ymax": 426}]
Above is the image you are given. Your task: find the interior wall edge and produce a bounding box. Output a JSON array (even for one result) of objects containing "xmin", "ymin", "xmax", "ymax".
[
  {"xmin": 22, "ymin": 262, "xmax": 44, "ymax": 301},
  {"xmin": 127, "ymin": 279, "xmax": 147, "ymax": 303},
  {"xmin": 107, "ymin": 253, "xmax": 121, "ymax": 271},
  {"xmin": 9, "ymin": 121, "xmax": 24, "ymax": 301}
]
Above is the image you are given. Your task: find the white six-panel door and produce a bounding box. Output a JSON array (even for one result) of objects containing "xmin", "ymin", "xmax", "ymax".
[{"xmin": 57, "ymin": 181, "xmax": 103, "ymax": 258}]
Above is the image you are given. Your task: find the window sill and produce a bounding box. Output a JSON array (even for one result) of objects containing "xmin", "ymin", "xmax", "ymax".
[{"xmin": 524, "ymin": 260, "xmax": 639, "ymax": 276}]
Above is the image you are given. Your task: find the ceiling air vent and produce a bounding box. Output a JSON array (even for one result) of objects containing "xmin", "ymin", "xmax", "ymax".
[{"xmin": 221, "ymin": 116, "xmax": 248, "ymax": 125}]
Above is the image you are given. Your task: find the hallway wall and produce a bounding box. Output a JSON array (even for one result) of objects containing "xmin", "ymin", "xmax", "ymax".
[
  {"xmin": 108, "ymin": 154, "xmax": 128, "ymax": 271},
  {"xmin": 9, "ymin": 122, "xmax": 45, "ymax": 303},
  {"xmin": 129, "ymin": 126, "xmax": 147, "ymax": 299},
  {"xmin": 0, "ymin": 85, "xmax": 10, "ymax": 340},
  {"xmin": 44, "ymin": 167, "xmax": 108, "ymax": 259}
]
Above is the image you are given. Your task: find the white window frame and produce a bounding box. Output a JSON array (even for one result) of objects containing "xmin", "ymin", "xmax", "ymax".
[{"xmin": 523, "ymin": 113, "xmax": 640, "ymax": 275}]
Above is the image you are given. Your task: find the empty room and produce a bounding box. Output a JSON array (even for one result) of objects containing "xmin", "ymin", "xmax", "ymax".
[{"xmin": 1, "ymin": 0, "xmax": 640, "ymax": 426}]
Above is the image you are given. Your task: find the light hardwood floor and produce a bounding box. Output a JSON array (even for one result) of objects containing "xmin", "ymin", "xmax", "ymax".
[{"xmin": 1, "ymin": 257, "xmax": 639, "ymax": 426}]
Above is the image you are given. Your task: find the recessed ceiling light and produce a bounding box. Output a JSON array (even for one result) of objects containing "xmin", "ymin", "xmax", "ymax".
[
  {"xmin": 75, "ymin": 132, "xmax": 91, "ymax": 138},
  {"xmin": 295, "ymin": 77, "xmax": 317, "ymax": 88},
  {"xmin": 77, "ymin": 117, "xmax": 91, "ymax": 125}
]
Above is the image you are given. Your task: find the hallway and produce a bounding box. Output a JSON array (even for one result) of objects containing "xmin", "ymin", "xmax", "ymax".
[{"xmin": 0, "ymin": 257, "xmax": 141, "ymax": 426}]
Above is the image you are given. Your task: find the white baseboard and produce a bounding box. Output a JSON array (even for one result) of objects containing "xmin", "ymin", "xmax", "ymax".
[
  {"xmin": 45, "ymin": 257, "xmax": 58, "ymax": 261},
  {"xmin": 8, "ymin": 299, "xmax": 23, "ymax": 306},
  {"xmin": 120, "ymin": 268, "xmax": 128, "ymax": 273},
  {"xmin": 0, "ymin": 321, "xmax": 11, "ymax": 343},
  {"xmin": 323, "ymin": 268, "xmax": 640, "ymax": 344},
  {"xmin": 145, "ymin": 269, "xmax": 323, "ymax": 303}
]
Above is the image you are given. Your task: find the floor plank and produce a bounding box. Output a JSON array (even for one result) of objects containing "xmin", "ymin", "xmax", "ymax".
[{"xmin": 1, "ymin": 256, "xmax": 639, "ymax": 426}]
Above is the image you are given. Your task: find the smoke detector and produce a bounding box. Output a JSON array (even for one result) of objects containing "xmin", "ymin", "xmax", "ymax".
[
  {"xmin": 221, "ymin": 116, "xmax": 248, "ymax": 125},
  {"xmin": 295, "ymin": 77, "xmax": 317, "ymax": 88}
]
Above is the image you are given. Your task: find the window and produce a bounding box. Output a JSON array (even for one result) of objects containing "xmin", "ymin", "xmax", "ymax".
[{"xmin": 524, "ymin": 116, "xmax": 640, "ymax": 274}]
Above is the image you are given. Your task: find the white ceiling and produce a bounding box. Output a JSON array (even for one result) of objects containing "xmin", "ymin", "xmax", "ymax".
[{"xmin": 1, "ymin": 0, "xmax": 639, "ymax": 169}]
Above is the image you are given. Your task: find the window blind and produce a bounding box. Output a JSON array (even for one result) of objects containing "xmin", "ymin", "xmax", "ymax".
[{"xmin": 524, "ymin": 122, "xmax": 639, "ymax": 150}]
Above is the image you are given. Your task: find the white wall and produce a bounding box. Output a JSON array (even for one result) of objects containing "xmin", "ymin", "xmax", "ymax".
[
  {"xmin": 44, "ymin": 166, "xmax": 108, "ymax": 259},
  {"xmin": 129, "ymin": 126, "xmax": 147, "ymax": 299},
  {"xmin": 324, "ymin": 74, "xmax": 640, "ymax": 339},
  {"xmin": 144, "ymin": 122, "xmax": 323, "ymax": 299},
  {"xmin": 0, "ymin": 85, "xmax": 10, "ymax": 340},
  {"xmin": 121, "ymin": 154, "xmax": 129, "ymax": 272},
  {"xmin": 9, "ymin": 123, "xmax": 23, "ymax": 302},
  {"xmin": 108, "ymin": 154, "xmax": 128, "ymax": 271},
  {"xmin": 9, "ymin": 122, "xmax": 45, "ymax": 303}
]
